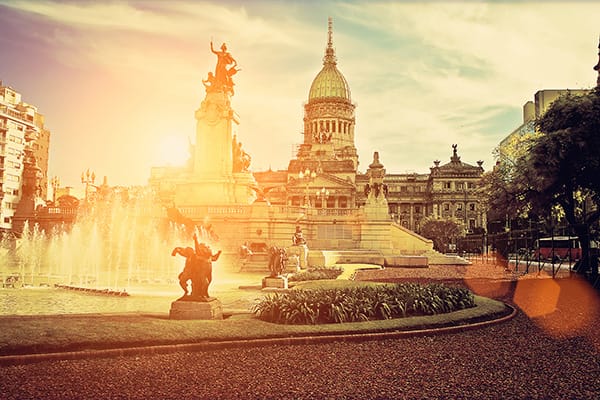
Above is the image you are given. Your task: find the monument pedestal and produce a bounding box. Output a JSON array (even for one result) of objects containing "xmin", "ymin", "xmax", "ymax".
[
  {"xmin": 169, "ymin": 298, "xmax": 223, "ymax": 320},
  {"xmin": 262, "ymin": 276, "xmax": 288, "ymax": 289},
  {"xmin": 287, "ymin": 245, "xmax": 308, "ymax": 268}
]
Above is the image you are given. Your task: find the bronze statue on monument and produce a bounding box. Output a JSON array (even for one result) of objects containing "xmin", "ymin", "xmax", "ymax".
[
  {"xmin": 208, "ymin": 41, "xmax": 240, "ymax": 95},
  {"xmin": 171, "ymin": 233, "xmax": 221, "ymax": 301},
  {"xmin": 169, "ymin": 232, "xmax": 224, "ymax": 320}
]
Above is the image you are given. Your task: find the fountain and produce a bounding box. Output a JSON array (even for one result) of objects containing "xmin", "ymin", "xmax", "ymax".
[{"xmin": 0, "ymin": 188, "xmax": 200, "ymax": 294}]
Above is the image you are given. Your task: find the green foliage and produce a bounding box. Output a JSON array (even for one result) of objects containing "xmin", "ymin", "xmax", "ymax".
[
  {"xmin": 485, "ymin": 88, "xmax": 600, "ymax": 274},
  {"xmin": 253, "ymin": 283, "xmax": 476, "ymax": 325},
  {"xmin": 420, "ymin": 216, "xmax": 466, "ymax": 252},
  {"xmin": 288, "ymin": 267, "xmax": 343, "ymax": 282},
  {"xmin": 480, "ymin": 127, "xmax": 540, "ymax": 223},
  {"xmin": 487, "ymin": 89, "xmax": 600, "ymax": 227}
]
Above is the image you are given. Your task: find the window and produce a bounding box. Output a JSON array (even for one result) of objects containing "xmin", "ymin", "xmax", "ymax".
[
  {"xmin": 456, "ymin": 182, "xmax": 464, "ymax": 190},
  {"xmin": 444, "ymin": 203, "xmax": 450, "ymax": 211},
  {"xmin": 415, "ymin": 205, "xmax": 421, "ymax": 214},
  {"xmin": 3, "ymin": 202, "xmax": 16, "ymax": 209},
  {"xmin": 7, "ymin": 174, "xmax": 19, "ymax": 182},
  {"xmin": 339, "ymin": 196, "xmax": 347, "ymax": 208},
  {"xmin": 456, "ymin": 203, "xmax": 463, "ymax": 211},
  {"xmin": 326, "ymin": 197, "xmax": 335, "ymax": 208},
  {"xmin": 469, "ymin": 203, "xmax": 476, "ymax": 211},
  {"xmin": 444, "ymin": 182, "xmax": 451, "ymax": 189},
  {"xmin": 9, "ymin": 135, "xmax": 23, "ymax": 144}
]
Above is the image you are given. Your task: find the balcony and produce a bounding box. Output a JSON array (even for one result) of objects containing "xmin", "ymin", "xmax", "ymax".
[{"xmin": 25, "ymin": 128, "xmax": 39, "ymax": 142}]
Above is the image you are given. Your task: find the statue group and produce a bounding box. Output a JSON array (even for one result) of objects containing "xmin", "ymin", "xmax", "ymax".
[
  {"xmin": 172, "ymin": 233, "xmax": 221, "ymax": 301},
  {"xmin": 232, "ymin": 134, "xmax": 251, "ymax": 172},
  {"xmin": 203, "ymin": 41, "xmax": 239, "ymax": 96},
  {"xmin": 267, "ymin": 246, "xmax": 287, "ymax": 277}
]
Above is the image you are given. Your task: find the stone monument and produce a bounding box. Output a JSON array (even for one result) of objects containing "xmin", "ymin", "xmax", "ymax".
[
  {"xmin": 174, "ymin": 40, "xmax": 257, "ymax": 206},
  {"xmin": 360, "ymin": 152, "xmax": 393, "ymax": 250},
  {"xmin": 262, "ymin": 245, "xmax": 288, "ymax": 289},
  {"xmin": 287, "ymin": 225, "xmax": 309, "ymax": 269},
  {"xmin": 169, "ymin": 233, "xmax": 223, "ymax": 319}
]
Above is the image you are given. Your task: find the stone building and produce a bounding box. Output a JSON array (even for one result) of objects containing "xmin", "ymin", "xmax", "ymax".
[
  {"xmin": 149, "ymin": 19, "xmax": 484, "ymax": 265},
  {"xmin": 249, "ymin": 19, "xmax": 487, "ymax": 236},
  {"xmin": 500, "ymin": 89, "xmax": 589, "ymax": 153},
  {"xmin": 0, "ymin": 81, "xmax": 50, "ymax": 233}
]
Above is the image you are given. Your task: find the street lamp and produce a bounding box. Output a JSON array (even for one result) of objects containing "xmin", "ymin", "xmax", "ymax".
[
  {"xmin": 316, "ymin": 187, "xmax": 329, "ymax": 208},
  {"xmin": 81, "ymin": 169, "xmax": 96, "ymax": 203},
  {"xmin": 298, "ymin": 168, "xmax": 316, "ymax": 207},
  {"xmin": 51, "ymin": 176, "xmax": 60, "ymax": 203}
]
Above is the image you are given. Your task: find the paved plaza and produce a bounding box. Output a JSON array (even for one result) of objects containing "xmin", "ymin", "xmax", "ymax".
[{"xmin": 1, "ymin": 263, "xmax": 599, "ymax": 399}]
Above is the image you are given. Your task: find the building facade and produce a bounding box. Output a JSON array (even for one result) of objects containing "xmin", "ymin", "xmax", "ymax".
[
  {"xmin": 148, "ymin": 19, "xmax": 488, "ymax": 239},
  {"xmin": 250, "ymin": 19, "xmax": 487, "ymax": 235},
  {"xmin": 500, "ymin": 89, "xmax": 589, "ymax": 152},
  {"xmin": 0, "ymin": 81, "xmax": 50, "ymax": 233}
]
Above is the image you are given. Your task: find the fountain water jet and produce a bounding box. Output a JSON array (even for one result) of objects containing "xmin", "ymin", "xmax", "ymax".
[{"xmin": 1, "ymin": 189, "xmax": 196, "ymax": 293}]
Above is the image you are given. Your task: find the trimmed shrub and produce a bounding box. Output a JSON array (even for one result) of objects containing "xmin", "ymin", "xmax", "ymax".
[
  {"xmin": 288, "ymin": 266, "xmax": 343, "ymax": 282},
  {"xmin": 253, "ymin": 282, "xmax": 475, "ymax": 324}
]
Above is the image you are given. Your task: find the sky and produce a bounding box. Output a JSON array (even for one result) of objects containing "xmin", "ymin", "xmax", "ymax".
[{"xmin": 1, "ymin": 0, "xmax": 599, "ymax": 188}]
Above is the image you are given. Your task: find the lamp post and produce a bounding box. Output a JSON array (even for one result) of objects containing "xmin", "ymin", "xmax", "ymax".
[
  {"xmin": 81, "ymin": 169, "xmax": 95, "ymax": 203},
  {"xmin": 298, "ymin": 168, "xmax": 316, "ymax": 208},
  {"xmin": 51, "ymin": 176, "xmax": 60, "ymax": 203}
]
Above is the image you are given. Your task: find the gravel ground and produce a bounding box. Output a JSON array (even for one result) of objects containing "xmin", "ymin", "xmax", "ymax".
[{"xmin": 1, "ymin": 264, "xmax": 599, "ymax": 400}]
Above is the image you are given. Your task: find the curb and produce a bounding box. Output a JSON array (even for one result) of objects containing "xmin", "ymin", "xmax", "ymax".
[{"xmin": 0, "ymin": 304, "xmax": 517, "ymax": 366}]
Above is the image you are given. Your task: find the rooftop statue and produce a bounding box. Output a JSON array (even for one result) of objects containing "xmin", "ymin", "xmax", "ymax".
[{"xmin": 208, "ymin": 41, "xmax": 239, "ymax": 95}]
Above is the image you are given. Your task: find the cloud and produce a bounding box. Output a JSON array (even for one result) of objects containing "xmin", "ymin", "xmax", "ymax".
[{"xmin": 2, "ymin": 0, "xmax": 599, "ymax": 185}]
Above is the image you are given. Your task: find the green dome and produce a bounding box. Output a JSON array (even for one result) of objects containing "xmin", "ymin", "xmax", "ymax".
[
  {"xmin": 308, "ymin": 18, "xmax": 351, "ymax": 102},
  {"xmin": 308, "ymin": 63, "xmax": 351, "ymax": 102}
]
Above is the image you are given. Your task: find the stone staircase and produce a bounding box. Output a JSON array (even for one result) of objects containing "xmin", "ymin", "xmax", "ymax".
[
  {"xmin": 238, "ymin": 247, "xmax": 470, "ymax": 273},
  {"xmin": 419, "ymin": 249, "xmax": 471, "ymax": 265},
  {"xmin": 308, "ymin": 250, "xmax": 385, "ymax": 267}
]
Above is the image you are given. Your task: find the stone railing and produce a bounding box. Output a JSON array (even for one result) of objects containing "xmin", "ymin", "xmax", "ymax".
[
  {"xmin": 44, "ymin": 207, "xmax": 78, "ymax": 215},
  {"xmin": 179, "ymin": 205, "xmax": 251, "ymax": 218},
  {"xmin": 276, "ymin": 206, "xmax": 355, "ymax": 218}
]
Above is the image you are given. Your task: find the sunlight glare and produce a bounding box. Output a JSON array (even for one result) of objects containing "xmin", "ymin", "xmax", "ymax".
[{"xmin": 154, "ymin": 134, "xmax": 190, "ymax": 166}]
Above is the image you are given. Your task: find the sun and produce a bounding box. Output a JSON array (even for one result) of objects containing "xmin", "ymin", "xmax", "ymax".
[{"xmin": 155, "ymin": 134, "xmax": 190, "ymax": 166}]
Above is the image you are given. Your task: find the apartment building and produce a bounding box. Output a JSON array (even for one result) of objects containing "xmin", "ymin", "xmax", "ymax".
[{"xmin": 0, "ymin": 81, "xmax": 50, "ymax": 233}]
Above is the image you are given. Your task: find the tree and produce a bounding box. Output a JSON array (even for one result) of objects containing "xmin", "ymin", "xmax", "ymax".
[
  {"xmin": 531, "ymin": 87, "xmax": 600, "ymax": 277},
  {"xmin": 420, "ymin": 216, "xmax": 466, "ymax": 253},
  {"xmin": 479, "ymin": 126, "xmax": 540, "ymax": 227},
  {"xmin": 486, "ymin": 88, "xmax": 600, "ymax": 278}
]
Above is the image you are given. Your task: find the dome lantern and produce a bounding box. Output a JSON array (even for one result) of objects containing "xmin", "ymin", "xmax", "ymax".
[{"xmin": 308, "ymin": 17, "xmax": 351, "ymax": 102}]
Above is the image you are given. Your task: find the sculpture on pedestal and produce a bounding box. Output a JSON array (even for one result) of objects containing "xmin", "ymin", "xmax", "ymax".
[
  {"xmin": 292, "ymin": 225, "xmax": 307, "ymax": 246},
  {"xmin": 232, "ymin": 134, "xmax": 252, "ymax": 172},
  {"xmin": 171, "ymin": 234, "xmax": 221, "ymax": 301},
  {"xmin": 267, "ymin": 246, "xmax": 287, "ymax": 277},
  {"xmin": 289, "ymin": 225, "xmax": 308, "ymax": 270},
  {"xmin": 208, "ymin": 41, "xmax": 239, "ymax": 95}
]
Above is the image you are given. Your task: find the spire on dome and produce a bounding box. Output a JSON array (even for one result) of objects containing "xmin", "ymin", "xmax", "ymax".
[{"xmin": 323, "ymin": 16, "xmax": 337, "ymax": 65}]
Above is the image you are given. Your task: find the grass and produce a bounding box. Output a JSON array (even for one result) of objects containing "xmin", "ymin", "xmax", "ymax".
[{"xmin": 0, "ymin": 295, "xmax": 509, "ymax": 357}]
